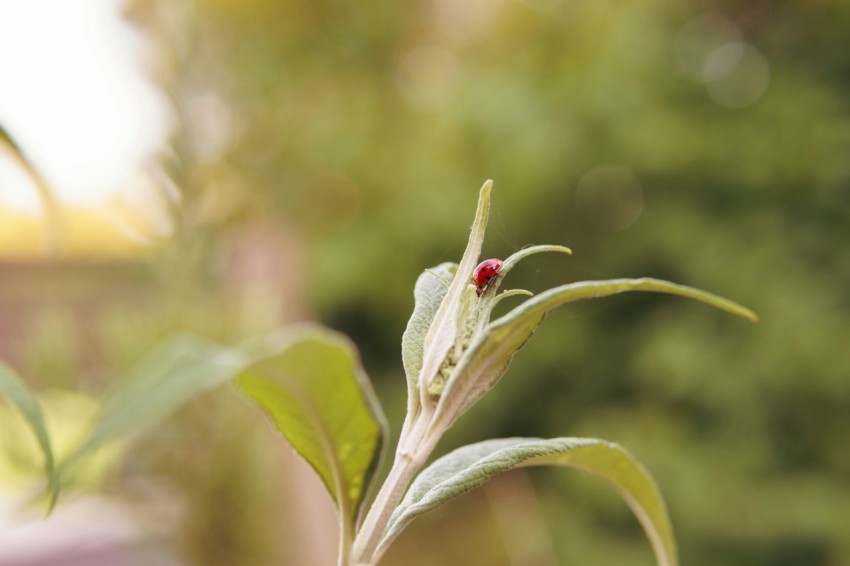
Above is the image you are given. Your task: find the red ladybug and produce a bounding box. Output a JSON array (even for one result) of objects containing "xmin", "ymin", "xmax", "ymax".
[{"xmin": 472, "ymin": 258, "xmax": 503, "ymax": 293}]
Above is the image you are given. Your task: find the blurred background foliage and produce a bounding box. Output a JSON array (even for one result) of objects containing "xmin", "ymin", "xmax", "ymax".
[{"xmin": 1, "ymin": 0, "xmax": 849, "ymax": 564}]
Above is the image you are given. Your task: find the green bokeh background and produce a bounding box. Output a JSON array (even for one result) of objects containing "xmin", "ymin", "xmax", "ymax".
[{"xmin": 4, "ymin": 0, "xmax": 850, "ymax": 564}]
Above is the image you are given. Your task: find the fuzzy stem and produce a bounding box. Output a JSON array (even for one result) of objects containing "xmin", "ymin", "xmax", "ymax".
[
  {"xmin": 352, "ymin": 409, "xmax": 438, "ymax": 564},
  {"xmin": 338, "ymin": 519, "xmax": 353, "ymax": 566}
]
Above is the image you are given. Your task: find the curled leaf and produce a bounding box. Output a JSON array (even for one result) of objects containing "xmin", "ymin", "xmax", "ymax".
[
  {"xmin": 434, "ymin": 278, "xmax": 757, "ymax": 430},
  {"xmin": 477, "ymin": 244, "xmax": 570, "ymax": 323},
  {"xmin": 378, "ymin": 437, "xmax": 677, "ymax": 566},
  {"xmin": 500, "ymin": 244, "xmax": 573, "ymax": 275},
  {"xmin": 492, "ymin": 288, "xmax": 534, "ymax": 305}
]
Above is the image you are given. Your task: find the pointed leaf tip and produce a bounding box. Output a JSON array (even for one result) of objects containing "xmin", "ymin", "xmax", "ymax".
[
  {"xmin": 379, "ymin": 437, "xmax": 678, "ymax": 566},
  {"xmin": 236, "ymin": 326, "xmax": 387, "ymax": 536},
  {"xmin": 417, "ymin": 181, "xmax": 493, "ymax": 401},
  {"xmin": 501, "ymin": 244, "xmax": 573, "ymax": 275},
  {"xmin": 433, "ymin": 276, "xmax": 757, "ymax": 431}
]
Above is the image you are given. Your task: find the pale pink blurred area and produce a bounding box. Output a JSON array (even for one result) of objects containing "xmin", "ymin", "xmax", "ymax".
[{"xmin": 0, "ymin": 496, "xmax": 180, "ymax": 566}]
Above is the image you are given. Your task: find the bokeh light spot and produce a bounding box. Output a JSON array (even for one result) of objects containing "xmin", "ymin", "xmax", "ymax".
[
  {"xmin": 704, "ymin": 43, "xmax": 770, "ymax": 109},
  {"xmin": 430, "ymin": 0, "xmax": 504, "ymax": 44}
]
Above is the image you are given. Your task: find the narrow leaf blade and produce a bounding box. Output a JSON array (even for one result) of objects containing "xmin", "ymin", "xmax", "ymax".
[
  {"xmin": 522, "ymin": 278, "xmax": 758, "ymax": 322},
  {"xmin": 379, "ymin": 437, "xmax": 678, "ymax": 566},
  {"xmin": 417, "ymin": 180, "xmax": 492, "ymax": 397},
  {"xmin": 0, "ymin": 363, "xmax": 58, "ymax": 508},
  {"xmin": 64, "ymin": 334, "xmax": 243, "ymax": 470},
  {"xmin": 235, "ymin": 326, "xmax": 387, "ymax": 533},
  {"xmin": 501, "ymin": 244, "xmax": 572, "ymax": 274},
  {"xmin": 481, "ymin": 245, "xmax": 571, "ymax": 301},
  {"xmin": 435, "ymin": 278, "xmax": 757, "ymax": 428}
]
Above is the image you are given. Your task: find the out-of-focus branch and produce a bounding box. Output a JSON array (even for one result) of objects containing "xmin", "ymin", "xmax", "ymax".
[{"xmin": 0, "ymin": 122, "xmax": 64, "ymax": 256}]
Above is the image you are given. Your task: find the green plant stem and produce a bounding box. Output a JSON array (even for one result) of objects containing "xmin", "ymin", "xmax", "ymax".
[
  {"xmin": 352, "ymin": 409, "xmax": 439, "ymax": 564},
  {"xmin": 339, "ymin": 519, "xmax": 353, "ymax": 566}
]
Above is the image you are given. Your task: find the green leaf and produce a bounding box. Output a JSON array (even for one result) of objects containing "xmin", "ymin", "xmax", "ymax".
[
  {"xmin": 63, "ymin": 334, "xmax": 242, "ymax": 471},
  {"xmin": 435, "ymin": 277, "xmax": 757, "ymax": 429},
  {"xmin": 477, "ymin": 244, "xmax": 571, "ymax": 320},
  {"xmin": 500, "ymin": 244, "xmax": 572, "ymax": 275},
  {"xmin": 0, "ymin": 363, "xmax": 58, "ymax": 509},
  {"xmin": 401, "ymin": 263, "xmax": 457, "ymax": 414},
  {"xmin": 235, "ymin": 326, "xmax": 388, "ymax": 542},
  {"xmin": 379, "ymin": 437, "xmax": 678, "ymax": 566},
  {"xmin": 417, "ymin": 180, "xmax": 492, "ymax": 399}
]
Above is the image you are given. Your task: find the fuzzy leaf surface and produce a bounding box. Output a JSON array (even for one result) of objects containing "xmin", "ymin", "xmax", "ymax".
[
  {"xmin": 434, "ymin": 278, "xmax": 757, "ymax": 429},
  {"xmin": 379, "ymin": 437, "xmax": 678, "ymax": 566},
  {"xmin": 417, "ymin": 180, "xmax": 491, "ymax": 398},
  {"xmin": 401, "ymin": 263, "xmax": 457, "ymax": 412}
]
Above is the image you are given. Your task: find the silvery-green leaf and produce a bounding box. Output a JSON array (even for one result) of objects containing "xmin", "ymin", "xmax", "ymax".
[
  {"xmin": 435, "ymin": 278, "xmax": 757, "ymax": 429},
  {"xmin": 417, "ymin": 180, "xmax": 492, "ymax": 400},
  {"xmin": 236, "ymin": 326, "xmax": 388, "ymax": 544},
  {"xmin": 378, "ymin": 437, "xmax": 678, "ymax": 566},
  {"xmin": 476, "ymin": 244, "xmax": 570, "ymax": 326},
  {"xmin": 401, "ymin": 263, "xmax": 457, "ymax": 414},
  {"xmin": 500, "ymin": 244, "xmax": 572, "ymax": 277},
  {"xmin": 0, "ymin": 363, "xmax": 58, "ymax": 509},
  {"xmin": 491, "ymin": 288, "xmax": 534, "ymax": 305}
]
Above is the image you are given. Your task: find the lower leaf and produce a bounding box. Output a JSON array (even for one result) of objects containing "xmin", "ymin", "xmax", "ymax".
[
  {"xmin": 235, "ymin": 326, "xmax": 388, "ymax": 546},
  {"xmin": 378, "ymin": 437, "xmax": 678, "ymax": 566}
]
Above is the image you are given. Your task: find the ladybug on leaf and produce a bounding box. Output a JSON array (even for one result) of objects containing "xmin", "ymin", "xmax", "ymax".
[{"xmin": 472, "ymin": 258, "xmax": 503, "ymax": 295}]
